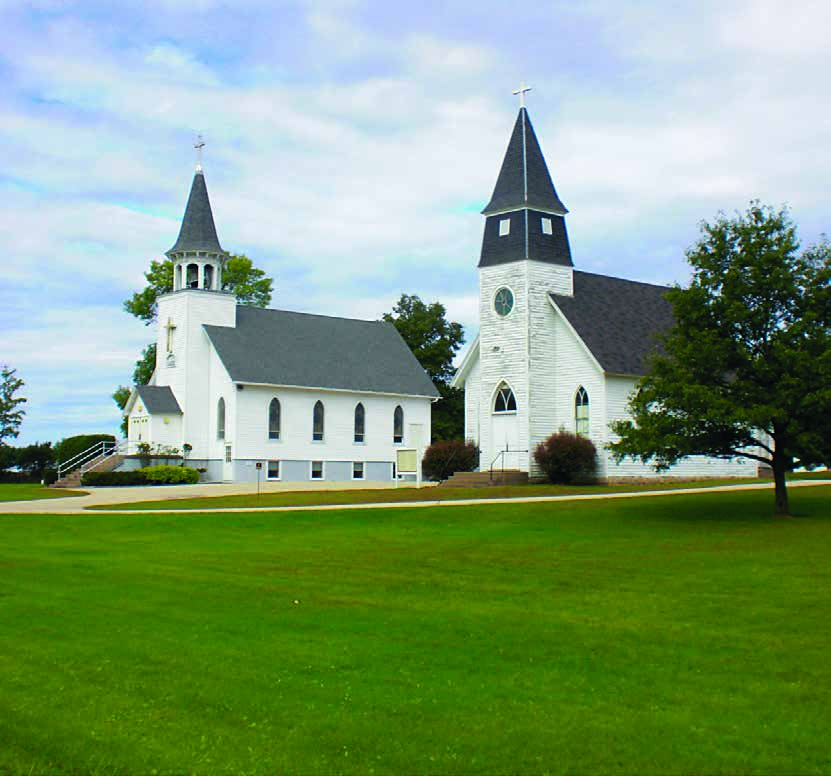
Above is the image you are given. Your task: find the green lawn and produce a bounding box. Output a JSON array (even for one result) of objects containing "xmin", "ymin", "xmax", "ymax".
[
  {"xmin": 87, "ymin": 472, "xmax": 829, "ymax": 511},
  {"xmin": 0, "ymin": 483, "xmax": 86, "ymax": 502},
  {"xmin": 2, "ymin": 488, "xmax": 831, "ymax": 774}
]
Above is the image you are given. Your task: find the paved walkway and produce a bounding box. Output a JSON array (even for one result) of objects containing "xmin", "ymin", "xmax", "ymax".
[{"xmin": 1, "ymin": 479, "xmax": 829, "ymax": 515}]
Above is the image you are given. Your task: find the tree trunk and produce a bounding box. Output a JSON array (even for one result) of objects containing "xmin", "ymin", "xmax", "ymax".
[{"xmin": 772, "ymin": 456, "xmax": 790, "ymax": 517}]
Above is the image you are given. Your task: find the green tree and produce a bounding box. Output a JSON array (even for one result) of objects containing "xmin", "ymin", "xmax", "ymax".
[
  {"xmin": 0, "ymin": 365, "xmax": 26, "ymax": 444},
  {"xmin": 609, "ymin": 203, "xmax": 831, "ymax": 516},
  {"xmin": 383, "ymin": 294, "xmax": 465, "ymax": 442},
  {"xmin": 114, "ymin": 255, "xmax": 274, "ymax": 431}
]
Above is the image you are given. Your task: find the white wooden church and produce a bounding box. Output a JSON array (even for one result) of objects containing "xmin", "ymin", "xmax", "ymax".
[
  {"xmin": 451, "ymin": 96, "xmax": 756, "ymax": 481},
  {"xmin": 123, "ymin": 160, "xmax": 438, "ymax": 483},
  {"xmin": 123, "ymin": 94, "xmax": 756, "ymax": 484}
]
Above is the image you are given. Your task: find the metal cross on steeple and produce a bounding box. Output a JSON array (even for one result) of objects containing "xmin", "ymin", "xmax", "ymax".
[
  {"xmin": 513, "ymin": 81, "xmax": 532, "ymax": 108},
  {"xmin": 194, "ymin": 134, "xmax": 205, "ymax": 173}
]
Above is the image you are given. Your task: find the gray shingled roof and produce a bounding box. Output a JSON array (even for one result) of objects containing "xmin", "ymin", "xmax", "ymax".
[
  {"xmin": 482, "ymin": 108, "xmax": 568, "ymax": 216},
  {"xmin": 204, "ymin": 306, "xmax": 439, "ymax": 397},
  {"xmin": 136, "ymin": 385, "xmax": 183, "ymax": 414},
  {"xmin": 167, "ymin": 171, "xmax": 225, "ymax": 254},
  {"xmin": 550, "ymin": 271, "xmax": 675, "ymax": 376}
]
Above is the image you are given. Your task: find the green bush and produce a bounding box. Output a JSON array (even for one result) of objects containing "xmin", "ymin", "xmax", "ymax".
[
  {"xmin": 422, "ymin": 440, "xmax": 480, "ymax": 481},
  {"xmin": 142, "ymin": 465, "xmax": 199, "ymax": 484},
  {"xmin": 81, "ymin": 470, "xmax": 148, "ymax": 486},
  {"xmin": 533, "ymin": 431, "xmax": 597, "ymax": 484},
  {"xmin": 54, "ymin": 435, "xmax": 116, "ymax": 473}
]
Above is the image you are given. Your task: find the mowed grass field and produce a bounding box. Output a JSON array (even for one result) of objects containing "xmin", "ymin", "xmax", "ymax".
[
  {"xmin": 2, "ymin": 488, "xmax": 831, "ymax": 774},
  {"xmin": 0, "ymin": 484, "xmax": 86, "ymax": 502}
]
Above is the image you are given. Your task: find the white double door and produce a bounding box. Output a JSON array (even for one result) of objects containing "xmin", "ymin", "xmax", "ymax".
[{"xmin": 490, "ymin": 414, "xmax": 523, "ymax": 471}]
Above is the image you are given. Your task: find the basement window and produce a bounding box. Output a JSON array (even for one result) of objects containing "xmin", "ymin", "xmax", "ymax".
[
  {"xmin": 311, "ymin": 461, "xmax": 324, "ymax": 480},
  {"xmin": 267, "ymin": 460, "xmax": 280, "ymax": 480}
]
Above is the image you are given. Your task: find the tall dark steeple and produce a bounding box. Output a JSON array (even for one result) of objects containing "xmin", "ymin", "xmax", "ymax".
[
  {"xmin": 479, "ymin": 102, "xmax": 572, "ymax": 268},
  {"xmin": 166, "ymin": 137, "xmax": 228, "ymax": 293}
]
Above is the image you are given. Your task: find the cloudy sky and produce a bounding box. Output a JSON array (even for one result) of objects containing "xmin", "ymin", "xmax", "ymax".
[{"xmin": 2, "ymin": 0, "xmax": 829, "ymax": 445}]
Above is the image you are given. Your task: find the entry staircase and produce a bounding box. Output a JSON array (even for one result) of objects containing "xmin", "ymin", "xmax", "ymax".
[
  {"xmin": 53, "ymin": 439, "xmax": 129, "ymax": 488},
  {"xmin": 439, "ymin": 469, "xmax": 528, "ymax": 488}
]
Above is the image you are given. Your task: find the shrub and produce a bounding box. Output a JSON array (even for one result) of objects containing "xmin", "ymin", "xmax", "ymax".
[
  {"xmin": 54, "ymin": 434, "xmax": 115, "ymax": 472},
  {"xmin": 81, "ymin": 470, "xmax": 148, "ymax": 486},
  {"xmin": 533, "ymin": 431, "xmax": 597, "ymax": 484},
  {"xmin": 142, "ymin": 465, "xmax": 199, "ymax": 484},
  {"xmin": 422, "ymin": 440, "xmax": 480, "ymax": 481}
]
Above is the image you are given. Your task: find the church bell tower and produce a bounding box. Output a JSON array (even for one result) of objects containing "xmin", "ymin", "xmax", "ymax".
[{"xmin": 476, "ymin": 85, "xmax": 574, "ymax": 473}]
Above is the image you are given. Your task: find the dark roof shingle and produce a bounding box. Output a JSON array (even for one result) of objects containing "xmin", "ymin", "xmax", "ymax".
[
  {"xmin": 550, "ymin": 271, "xmax": 675, "ymax": 375},
  {"xmin": 136, "ymin": 385, "xmax": 183, "ymax": 414},
  {"xmin": 482, "ymin": 108, "xmax": 568, "ymax": 216},
  {"xmin": 204, "ymin": 307, "xmax": 439, "ymax": 397},
  {"xmin": 167, "ymin": 171, "xmax": 225, "ymax": 254}
]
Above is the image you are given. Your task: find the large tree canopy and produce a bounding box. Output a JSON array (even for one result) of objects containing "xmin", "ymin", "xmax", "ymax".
[
  {"xmin": 114, "ymin": 254, "xmax": 274, "ymax": 432},
  {"xmin": 383, "ymin": 294, "xmax": 465, "ymax": 442},
  {"xmin": 0, "ymin": 365, "xmax": 27, "ymax": 444},
  {"xmin": 610, "ymin": 203, "xmax": 831, "ymax": 515}
]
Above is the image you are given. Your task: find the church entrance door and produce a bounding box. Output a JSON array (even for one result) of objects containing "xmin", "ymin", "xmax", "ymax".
[
  {"xmin": 223, "ymin": 444, "xmax": 233, "ymax": 481},
  {"xmin": 491, "ymin": 414, "xmax": 522, "ymax": 470}
]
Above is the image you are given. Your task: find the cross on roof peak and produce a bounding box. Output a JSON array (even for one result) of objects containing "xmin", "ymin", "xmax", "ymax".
[
  {"xmin": 513, "ymin": 81, "xmax": 532, "ymax": 109},
  {"xmin": 194, "ymin": 134, "xmax": 205, "ymax": 173}
]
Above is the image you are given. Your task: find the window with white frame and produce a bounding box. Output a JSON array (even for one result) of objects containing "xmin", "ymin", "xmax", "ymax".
[
  {"xmin": 352, "ymin": 461, "xmax": 364, "ymax": 480},
  {"xmin": 354, "ymin": 402, "xmax": 365, "ymax": 443},
  {"xmin": 312, "ymin": 400, "xmax": 324, "ymax": 441},
  {"xmin": 499, "ymin": 218, "xmax": 511, "ymax": 236},
  {"xmin": 493, "ymin": 383, "xmax": 517, "ymax": 413},
  {"xmin": 541, "ymin": 217, "xmax": 553, "ymax": 235},
  {"xmin": 267, "ymin": 460, "xmax": 280, "ymax": 480},
  {"xmin": 217, "ymin": 397, "xmax": 226, "ymax": 440},
  {"xmin": 311, "ymin": 460, "xmax": 324, "ymax": 480},
  {"xmin": 575, "ymin": 386, "xmax": 590, "ymax": 435},
  {"xmin": 393, "ymin": 405, "xmax": 404, "ymax": 444},
  {"xmin": 268, "ymin": 397, "xmax": 281, "ymax": 440}
]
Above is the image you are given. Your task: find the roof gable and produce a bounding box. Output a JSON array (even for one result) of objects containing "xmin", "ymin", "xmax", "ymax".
[
  {"xmin": 204, "ymin": 306, "xmax": 439, "ymax": 398},
  {"xmin": 133, "ymin": 385, "xmax": 183, "ymax": 415},
  {"xmin": 550, "ymin": 271, "xmax": 674, "ymax": 375}
]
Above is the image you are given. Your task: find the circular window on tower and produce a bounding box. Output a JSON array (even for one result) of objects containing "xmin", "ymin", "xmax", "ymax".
[{"xmin": 494, "ymin": 287, "xmax": 514, "ymax": 317}]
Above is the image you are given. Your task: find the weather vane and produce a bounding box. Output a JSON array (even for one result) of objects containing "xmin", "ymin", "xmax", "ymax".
[
  {"xmin": 513, "ymin": 81, "xmax": 532, "ymax": 108},
  {"xmin": 194, "ymin": 134, "xmax": 205, "ymax": 172}
]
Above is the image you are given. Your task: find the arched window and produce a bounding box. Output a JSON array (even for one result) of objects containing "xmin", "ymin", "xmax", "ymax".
[
  {"xmin": 575, "ymin": 386, "xmax": 589, "ymax": 436},
  {"xmin": 493, "ymin": 382, "xmax": 517, "ymax": 413},
  {"xmin": 354, "ymin": 402, "xmax": 365, "ymax": 443},
  {"xmin": 313, "ymin": 400, "xmax": 325, "ymax": 441},
  {"xmin": 217, "ymin": 397, "xmax": 225, "ymax": 440},
  {"xmin": 186, "ymin": 263, "xmax": 199, "ymax": 288},
  {"xmin": 268, "ymin": 398, "xmax": 281, "ymax": 440},
  {"xmin": 203, "ymin": 264, "xmax": 214, "ymax": 290},
  {"xmin": 393, "ymin": 405, "xmax": 404, "ymax": 444}
]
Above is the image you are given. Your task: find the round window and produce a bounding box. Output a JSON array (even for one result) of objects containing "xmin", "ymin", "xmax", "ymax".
[{"xmin": 494, "ymin": 287, "xmax": 514, "ymax": 317}]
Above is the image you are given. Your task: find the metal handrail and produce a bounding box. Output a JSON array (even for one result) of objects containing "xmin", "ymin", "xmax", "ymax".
[
  {"xmin": 489, "ymin": 447, "xmax": 528, "ymax": 482},
  {"xmin": 57, "ymin": 439, "xmax": 130, "ymax": 479}
]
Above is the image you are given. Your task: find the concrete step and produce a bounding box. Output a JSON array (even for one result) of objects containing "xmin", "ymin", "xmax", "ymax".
[{"xmin": 53, "ymin": 454, "xmax": 125, "ymax": 488}]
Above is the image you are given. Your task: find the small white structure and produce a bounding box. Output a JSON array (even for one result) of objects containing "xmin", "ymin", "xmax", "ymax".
[
  {"xmin": 452, "ymin": 99, "xmax": 757, "ymax": 481},
  {"xmin": 124, "ymin": 163, "xmax": 437, "ymax": 483}
]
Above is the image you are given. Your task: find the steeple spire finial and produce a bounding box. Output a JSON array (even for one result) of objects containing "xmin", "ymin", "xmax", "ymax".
[
  {"xmin": 194, "ymin": 134, "xmax": 205, "ymax": 173},
  {"xmin": 513, "ymin": 81, "xmax": 532, "ymax": 109}
]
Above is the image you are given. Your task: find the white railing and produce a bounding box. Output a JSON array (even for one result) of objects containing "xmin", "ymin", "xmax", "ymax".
[{"xmin": 57, "ymin": 439, "xmax": 133, "ymax": 479}]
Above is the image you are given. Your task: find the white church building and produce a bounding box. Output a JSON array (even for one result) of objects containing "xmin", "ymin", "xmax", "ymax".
[
  {"xmin": 451, "ymin": 99, "xmax": 756, "ymax": 481},
  {"xmin": 123, "ymin": 162, "xmax": 438, "ymax": 483}
]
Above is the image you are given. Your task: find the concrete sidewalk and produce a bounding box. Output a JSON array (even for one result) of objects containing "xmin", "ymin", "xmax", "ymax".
[{"xmin": 1, "ymin": 479, "xmax": 828, "ymax": 516}]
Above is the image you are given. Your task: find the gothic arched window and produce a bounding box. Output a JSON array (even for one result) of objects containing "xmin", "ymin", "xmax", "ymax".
[
  {"xmin": 268, "ymin": 398, "xmax": 281, "ymax": 440},
  {"xmin": 313, "ymin": 400, "xmax": 325, "ymax": 441},
  {"xmin": 354, "ymin": 402, "xmax": 365, "ymax": 443},
  {"xmin": 493, "ymin": 383, "xmax": 517, "ymax": 413},
  {"xmin": 393, "ymin": 405, "xmax": 404, "ymax": 444},
  {"xmin": 575, "ymin": 386, "xmax": 589, "ymax": 436},
  {"xmin": 217, "ymin": 397, "xmax": 226, "ymax": 440}
]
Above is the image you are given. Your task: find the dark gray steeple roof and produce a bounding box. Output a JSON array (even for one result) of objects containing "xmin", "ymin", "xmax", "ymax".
[
  {"xmin": 167, "ymin": 170, "xmax": 225, "ymax": 255},
  {"xmin": 550, "ymin": 271, "xmax": 674, "ymax": 376},
  {"xmin": 482, "ymin": 107, "xmax": 568, "ymax": 216}
]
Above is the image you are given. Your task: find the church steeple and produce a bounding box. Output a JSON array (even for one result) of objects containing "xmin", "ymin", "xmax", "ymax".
[
  {"xmin": 479, "ymin": 100, "xmax": 572, "ymax": 269},
  {"xmin": 166, "ymin": 138, "xmax": 228, "ymax": 292}
]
